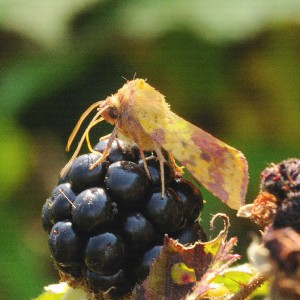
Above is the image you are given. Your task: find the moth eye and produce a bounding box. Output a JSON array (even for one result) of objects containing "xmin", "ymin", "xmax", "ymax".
[{"xmin": 109, "ymin": 107, "xmax": 118, "ymax": 119}]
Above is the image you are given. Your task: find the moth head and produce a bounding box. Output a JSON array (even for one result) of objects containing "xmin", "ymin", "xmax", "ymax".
[{"xmin": 100, "ymin": 95, "xmax": 120, "ymax": 125}]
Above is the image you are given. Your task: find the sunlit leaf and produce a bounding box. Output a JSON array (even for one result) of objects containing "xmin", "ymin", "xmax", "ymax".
[
  {"xmin": 34, "ymin": 283, "xmax": 69, "ymax": 300},
  {"xmin": 171, "ymin": 263, "xmax": 196, "ymax": 285}
]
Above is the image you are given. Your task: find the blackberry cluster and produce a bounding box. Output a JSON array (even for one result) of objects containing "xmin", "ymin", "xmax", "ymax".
[
  {"xmin": 260, "ymin": 158, "xmax": 300, "ymax": 232},
  {"xmin": 41, "ymin": 139, "xmax": 206, "ymax": 298}
]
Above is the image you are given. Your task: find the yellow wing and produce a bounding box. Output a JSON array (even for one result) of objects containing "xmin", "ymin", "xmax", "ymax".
[
  {"xmin": 138, "ymin": 110, "xmax": 249, "ymax": 210},
  {"xmin": 128, "ymin": 79, "xmax": 248, "ymax": 209}
]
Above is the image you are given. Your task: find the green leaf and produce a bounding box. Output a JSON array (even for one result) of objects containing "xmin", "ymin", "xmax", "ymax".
[
  {"xmin": 213, "ymin": 264, "xmax": 260, "ymax": 293},
  {"xmin": 171, "ymin": 263, "xmax": 196, "ymax": 285},
  {"xmin": 211, "ymin": 264, "xmax": 269, "ymax": 299},
  {"xmin": 35, "ymin": 283, "xmax": 88, "ymax": 300},
  {"xmin": 62, "ymin": 287, "xmax": 88, "ymax": 300},
  {"xmin": 34, "ymin": 283, "xmax": 69, "ymax": 300}
]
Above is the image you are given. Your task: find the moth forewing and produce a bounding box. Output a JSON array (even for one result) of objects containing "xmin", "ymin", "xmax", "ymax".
[
  {"xmin": 136, "ymin": 105, "xmax": 249, "ymax": 210},
  {"xmin": 167, "ymin": 119, "xmax": 248, "ymax": 210}
]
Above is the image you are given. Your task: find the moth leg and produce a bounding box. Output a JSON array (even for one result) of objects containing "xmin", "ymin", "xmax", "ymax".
[
  {"xmin": 90, "ymin": 126, "xmax": 118, "ymax": 170},
  {"xmin": 137, "ymin": 145, "xmax": 151, "ymax": 179},
  {"xmin": 99, "ymin": 133, "xmax": 112, "ymax": 141},
  {"xmin": 169, "ymin": 153, "xmax": 185, "ymax": 177},
  {"xmin": 154, "ymin": 144, "xmax": 166, "ymax": 198}
]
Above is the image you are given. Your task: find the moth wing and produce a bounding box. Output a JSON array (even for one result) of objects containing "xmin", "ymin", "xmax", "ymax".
[{"xmin": 139, "ymin": 111, "xmax": 249, "ymax": 210}]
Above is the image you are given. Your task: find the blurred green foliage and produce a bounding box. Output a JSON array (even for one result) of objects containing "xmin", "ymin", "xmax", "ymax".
[{"xmin": 0, "ymin": 1, "xmax": 299, "ymax": 299}]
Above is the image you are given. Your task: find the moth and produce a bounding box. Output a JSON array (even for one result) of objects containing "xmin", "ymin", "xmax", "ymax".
[{"xmin": 61, "ymin": 79, "xmax": 248, "ymax": 210}]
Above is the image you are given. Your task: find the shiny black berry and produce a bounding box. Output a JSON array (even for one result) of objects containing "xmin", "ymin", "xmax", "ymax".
[
  {"xmin": 57, "ymin": 169, "xmax": 71, "ymax": 184},
  {"xmin": 121, "ymin": 213, "xmax": 156, "ymax": 250},
  {"xmin": 135, "ymin": 245, "xmax": 163, "ymax": 284},
  {"xmin": 94, "ymin": 139, "xmax": 138, "ymax": 163},
  {"xmin": 72, "ymin": 187, "xmax": 118, "ymax": 233},
  {"xmin": 48, "ymin": 221, "xmax": 85, "ymax": 267},
  {"xmin": 69, "ymin": 153, "xmax": 107, "ymax": 193},
  {"xmin": 172, "ymin": 222, "xmax": 207, "ymax": 245},
  {"xmin": 41, "ymin": 198, "xmax": 53, "ymax": 233},
  {"xmin": 138, "ymin": 156, "xmax": 175, "ymax": 187},
  {"xmin": 105, "ymin": 161, "xmax": 149, "ymax": 208},
  {"xmin": 85, "ymin": 232, "xmax": 126, "ymax": 275},
  {"xmin": 55, "ymin": 263, "xmax": 83, "ymax": 278},
  {"xmin": 144, "ymin": 188, "xmax": 184, "ymax": 233},
  {"xmin": 86, "ymin": 268, "xmax": 133, "ymax": 297},
  {"xmin": 49, "ymin": 183, "xmax": 77, "ymax": 224},
  {"xmin": 172, "ymin": 178, "xmax": 203, "ymax": 223}
]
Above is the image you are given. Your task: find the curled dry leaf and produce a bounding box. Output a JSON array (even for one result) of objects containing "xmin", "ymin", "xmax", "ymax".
[
  {"xmin": 132, "ymin": 214, "xmax": 242, "ymax": 300},
  {"xmin": 237, "ymin": 192, "xmax": 278, "ymax": 227}
]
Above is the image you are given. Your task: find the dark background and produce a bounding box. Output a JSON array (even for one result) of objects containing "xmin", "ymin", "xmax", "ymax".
[{"xmin": 0, "ymin": 1, "xmax": 299, "ymax": 299}]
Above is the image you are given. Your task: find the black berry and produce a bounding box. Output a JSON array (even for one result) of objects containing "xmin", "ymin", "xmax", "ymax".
[
  {"xmin": 86, "ymin": 268, "xmax": 133, "ymax": 297},
  {"xmin": 94, "ymin": 139, "xmax": 138, "ymax": 163},
  {"xmin": 135, "ymin": 245, "xmax": 163, "ymax": 284},
  {"xmin": 172, "ymin": 178, "xmax": 203, "ymax": 223},
  {"xmin": 121, "ymin": 213, "xmax": 156, "ymax": 250},
  {"xmin": 72, "ymin": 187, "xmax": 118, "ymax": 233},
  {"xmin": 55, "ymin": 263, "xmax": 83, "ymax": 278},
  {"xmin": 105, "ymin": 161, "xmax": 149, "ymax": 208},
  {"xmin": 144, "ymin": 188, "xmax": 184, "ymax": 233},
  {"xmin": 41, "ymin": 198, "xmax": 53, "ymax": 233},
  {"xmin": 138, "ymin": 156, "xmax": 175, "ymax": 187},
  {"xmin": 49, "ymin": 183, "xmax": 77, "ymax": 224},
  {"xmin": 69, "ymin": 153, "xmax": 107, "ymax": 193},
  {"xmin": 172, "ymin": 222, "xmax": 207, "ymax": 244},
  {"xmin": 48, "ymin": 221, "xmax": 85, "ymax": 267},
  {"xmin": 85, "ymin": 232, "xmax": 126, "ymax": 275}
]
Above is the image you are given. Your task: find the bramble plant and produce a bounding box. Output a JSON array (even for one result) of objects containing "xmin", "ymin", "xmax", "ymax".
[
  {"xmin": 39, "ymin": 154, "xmax": 300, "ymax": 299},
  {"xmin": 38, "ymin": 81, "xmax": 300, "ymax": 299}
]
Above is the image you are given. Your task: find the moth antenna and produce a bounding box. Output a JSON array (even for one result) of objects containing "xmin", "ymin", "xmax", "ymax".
[
  {"xmin": 85, "ymin": 117, "xmax": 105, "ymax": 153},
  {"xmin": 61, "ymin": 106, "xmax": 107, "ymax": 177},
  {"xmin": 66, "ymin": 100, "xmax": 103, "ymax": 152},
  {"xmin": 90, "ymin": 126, "xmax": 118, "ymax": 170},
  {"xmin": 121, "ymin": 76, "xmax": 129, "ymax": 82}
]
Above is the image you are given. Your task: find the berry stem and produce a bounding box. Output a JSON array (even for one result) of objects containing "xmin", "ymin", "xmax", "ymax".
[{"xmin": 228, "ymin": 273, "xmax": 268, "ymax": 300}]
